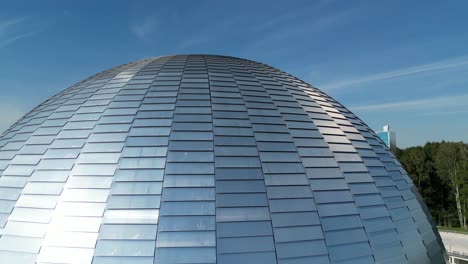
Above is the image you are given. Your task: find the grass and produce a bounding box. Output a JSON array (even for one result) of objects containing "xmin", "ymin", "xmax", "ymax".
[{"xmin": 437, "ymin": 226, "xmax": 468, "ymax": 234}]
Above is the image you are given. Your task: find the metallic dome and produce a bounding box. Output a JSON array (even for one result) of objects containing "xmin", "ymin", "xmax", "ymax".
[{"xmin": 0, "ymin": 55, "xmax": 445, "ymax": 263}]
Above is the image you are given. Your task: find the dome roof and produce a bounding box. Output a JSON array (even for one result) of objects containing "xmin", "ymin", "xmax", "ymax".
[{"xmin": 0, "ymin": 55, "xmax": 445, "ymax": 263}]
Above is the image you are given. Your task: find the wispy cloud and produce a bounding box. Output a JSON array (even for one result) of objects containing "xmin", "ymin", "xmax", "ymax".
[
  {"xmin": 349, "ymin": 94, "xmax": 468, "ymax": 112},
  {"xmin": 417, "ymin": 109, "xmax": 468, "ymax": 117},
  {"xmin": 130, "ymin": 16, "xmax": 157, "ymax": 39},
  {"xmin": 252, "ymin": 0, "xmax": 336, "ymax": 32},
  {"xmin": 322, "ymin": 55, "xmax": 468, "ymax": 90},
  {"xmin": 0, "ymin": 17, "xmax": 27, "ymax": 32},
  {"xmin": 0, "ymin": 16, "xmax": 39, "ymax": 48},
  {"xmin": 253, "ymin": 8, "xmax": 357, "ymax": 47},
  {"xmin": 0, "ymin": 31, "xmax": 37, "ymax": 48},
  {"xmin": 310, "ymin": 8, "xmax": 356, "ymax": 31}
]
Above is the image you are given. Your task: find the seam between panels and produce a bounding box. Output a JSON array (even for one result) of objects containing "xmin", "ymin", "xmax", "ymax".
[
  {"xmin": 248, "ymin": 61, "xmax": 383, "ymax": 263},
  {"xmin": 1, "ymin": 60, "xmax": 144, "ymax": 140},
  {"xmin": 271, "ymin": 68, "xmax": 430, "ymax": 263},
  {"xmin": 206, "ymin": 57, "xmax": 226, "ymax": 263},
  {"xmin": 305, "ymin": 86, "xmax": 431, "ymax": 262},
  {"xmin": 0, "ymin": 61, "xmax": 135, "ymax": 149},
  {"xmin": 4, "ymin": 58, "xmax": 150, "ymax": 263},
  {"xmin": 342, "ymin": 110, "xmax": 440, "ymax": 261},
  {"xmin": 150, "ymin": 55, "xmax": 183, "ymax": 264},
  {"xmin": 0, "ymin": 55, "xmax": 445, "ymax": 263},
  {"xmin": 0, "ymin": 59, "xmax": 147, "ymax": 262},
  {"xmin": 280, "ymin": 83, "xmax": 378, "ymax": 258},
  {"xmin": 349, "ymin": 111, "xmax": 445, "ymax": 260},
  {"xmin": 86, "ymin": 58, "xmax": 157, "ymax": 264},
  {"xmin": 71, "ymin": 57, "xmax": 155, "ymax": 263},
  {"xmin": 233, "ymin": 59, "xmax": 334, "ymax": 263},
  {"xmin": 313, "ymin": 76, "xmax": 445, "ymax": 262},
  {"xmin": 33, "ymin": 62, "xmax": 141, "ymax": 263},
  {"xmin": 152, "ymin": 55, "xmax": 217, "ymax": 264},
  {"xmin": 81, "ymin": 74, "xmax": 140, "ymax": 263},
  {"xmin": 253, "ymin": 63, "xmax": 336, "ymax": 262},
  {"xmin": 204, "ymin": 55, "xmax": 218, "ymax": 264},
  {"xmin": 353, "ymin": 123, "xmax": 430, "ymax": 261},
  {"xmin": 0, "ymin": 80, "xmax": 91, "ymax": 262},
  {"xmin": 284, "ymin": 87, "xmax": 380, "ymax": 262},
  {"xmin": 248, "ymin": 79, "xmax": 333, "ymax": 261},
  {"xmin": 274, "ymin": 81, "xmax": 380, "ymax": 262},
  {"xmin": 221, "ymin": 57, "xmax": 280, "ymax": 264}
]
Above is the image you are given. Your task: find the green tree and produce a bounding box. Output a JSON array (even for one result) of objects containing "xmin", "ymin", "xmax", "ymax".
[
  {"xmin": 398, "ymin": 144, "xmax": 442, "ymax": 223},
  {"xmin": 399, "ymin": 147, "xmax": 430, "ymax": 188},
  {"xmin": 435, "ymin": 142, "xmax": 468, "ymax": 229},
  {"xmin": 460, "ymin": 150, "xmax": 468, "ymax": 228}
]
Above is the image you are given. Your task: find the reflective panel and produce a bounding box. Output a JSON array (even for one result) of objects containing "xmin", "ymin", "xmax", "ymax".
[
  {"xmin": 103, "ymin": 209, "xmax": 159, "ymax": 224},
  {"xmin": 99, "ymin": 224, "xmax": 157, "ymax": 240},
  {"xmin": 0, "ymin": 55, "xmax": 444, "ymax": 263},
  {"xmin": 95, "ymin": 240, "xmax": 155, "ymax": 256}
]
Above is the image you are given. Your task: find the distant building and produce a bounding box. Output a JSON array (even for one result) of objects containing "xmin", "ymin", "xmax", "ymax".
[{"xmin": 377, "ymin": 125, "xmax": 397, "ymax": 151}]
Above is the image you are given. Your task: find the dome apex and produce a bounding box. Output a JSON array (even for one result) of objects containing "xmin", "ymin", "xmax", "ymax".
[{"xmin": 0, "ymin": 55, "xmax": 446, "ymax": 263}]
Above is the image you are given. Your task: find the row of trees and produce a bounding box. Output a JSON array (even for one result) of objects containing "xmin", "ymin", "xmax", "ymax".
[{"xmin": 395, "ymin": 142, "xmax": 468, "ymax": 229}]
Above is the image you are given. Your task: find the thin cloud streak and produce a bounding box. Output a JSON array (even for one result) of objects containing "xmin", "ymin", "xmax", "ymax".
[
  {"xmin": 0, "ymin": 31, "xmax": 37, "ymax": 48},
  {"xmin": 349, "ymin": 94, "xmax": 468, "ymax": 112},
  {"xmin": 253, "ymin": 8, "xmax": 357, "ymax": 47},
  {"xmin": 0, "ymin": 17, "xmax": 27, "ymax": 34},
  {"xmin": 130, "ymin": 16, "xmax": 157, "ymax": 39},
  {"xmin": 0, "ymin": 16, "xmax": 38, "ymax": 48},
  {"xmin": 252, "ymin": 0, "xmax": 332, "ymax": 32},
  {"xmin": 322, "ymin": 55, "xmax": 468, "ymax": 90},
  {"xmin": 417, "ymin": 109, "xmax": 468, "ymax": 117}
]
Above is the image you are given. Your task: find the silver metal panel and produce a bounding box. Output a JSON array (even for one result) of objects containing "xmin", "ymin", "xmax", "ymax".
[{"xmin": 0, "ymin": 55, "xmax": 444, "ymax": 264}]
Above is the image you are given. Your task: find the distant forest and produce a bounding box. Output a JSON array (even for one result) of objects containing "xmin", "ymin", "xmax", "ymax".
[{"xmin": 395, "ymin": 142, "xmax": 468, "ymax": 229}]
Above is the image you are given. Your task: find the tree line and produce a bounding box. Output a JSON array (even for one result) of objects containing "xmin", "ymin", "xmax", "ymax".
[{"xmin": 395, "ymin": 141, "xmax": 468, "ymax": 229}]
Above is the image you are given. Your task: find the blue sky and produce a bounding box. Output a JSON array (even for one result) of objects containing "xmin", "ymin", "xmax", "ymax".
[{"xmin": 1, "ymin": 0, "xmax": 467, "ymax": 148}]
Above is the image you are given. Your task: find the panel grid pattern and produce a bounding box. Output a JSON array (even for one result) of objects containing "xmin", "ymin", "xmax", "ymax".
[{"xmin": 0, "ymin": 55, "xmax": 445, "ymax": 264}]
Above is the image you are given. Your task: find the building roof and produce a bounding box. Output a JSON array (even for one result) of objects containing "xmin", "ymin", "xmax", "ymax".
[{"xmin": 0, "ymin": 55, "xmax": 445, "ymax": 263}]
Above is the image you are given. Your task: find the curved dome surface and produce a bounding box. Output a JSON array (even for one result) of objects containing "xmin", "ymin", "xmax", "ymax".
[{"xmin": 0, "ymin": 55, "xmax": 445, "ymax": 264}]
